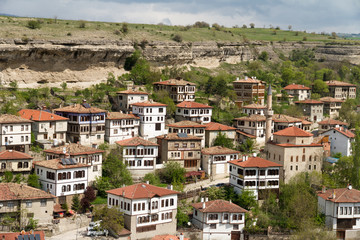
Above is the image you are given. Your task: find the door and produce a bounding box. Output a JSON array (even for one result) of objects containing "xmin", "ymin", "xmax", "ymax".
[{"xmin": 231, "ymin": 231, "xmax": 241, "ymax": 240}]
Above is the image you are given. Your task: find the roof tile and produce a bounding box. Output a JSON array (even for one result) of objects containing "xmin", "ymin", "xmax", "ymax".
[
  {"xmin": 0, "ymin": 183, "xmax": 55, "ymax": 201},
  {"xmin": 273, "ymin": 126, "xmax": 313, "ymax": 137},
  {"xmin": 284, "ymin": 84, "xmax": 311, "ymax": 90},
  {"xmin": 229, "ymin": 157, "xmax": 282, "ymax": 168},
  {"xmin": 116, "ymin": 137, "xmax": 158, "ymax": 146},
  {"xmin": 201, "ymin": 146, "xmax": 240, "ymax": 155},
  {"xmin": 0, "ymin": 150, "xmax": 32, "ymax": 160},
  {"xmin": 153, "ymin": 79, "xmax": 196, "ymax": 86},
  {"xmin": 204, "ymin": 122, "xmax": 236, "ymax": 131},
  {"xmin": 317, "ymin": 187, "xmax": 360, "ymax": 203},
  {"xmin": 19, "ymin": 109, "xmax": 68, "ymax": 122},
  {"xmin": 44, "ymin": 143, "xmax": 104, "ymax": 155},
  {"xmin": 54, "ymin": 103, "xmax": 106, "ymax": 114},
  {"xmin": 106, "ymin": 183, "xmax": 179, "ymax": 199},
  {"xmin": 192, "ymin": 199, "xmax": 248, "ymax": 213},
  {"xmin": 176, "ymin": 101, "xmax": 213, "ymax": 109}
]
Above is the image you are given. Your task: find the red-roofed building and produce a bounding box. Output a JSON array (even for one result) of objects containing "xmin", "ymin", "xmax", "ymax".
[
  {"xmin": 115, "ymin": 89, "xmax": 149, "ymax": 113},
  {"xmin": 0, "ymin": 150, "xmax": 32, "ymax": 175},
  {"xmin": 318, "ymin": 118, "xmax": 348, "ymax": 133},
  {"xmin": 232, "ymin": 77, "xmax": 265, "ymax": 107},
  {"xmin": 284, "ymin": 84, "xmax": 311, "ymax": 101},
  {"xmin": 267, "ymin": 126, "xmax": 324, "ymax": 183},
  {"xmin": 323, "ymin": 127, "xmax": 355, "ymax": 157},
  {"xmin": 152, "ymin": 233, "xmax": 189, "ymax": 240},
  {"xmin": 326, "ymin": 80, "xmax": 356, "ymax": 100},
  {"xmin": 295, "ymin": 99, "xmax": 324, "ymax": 123},
  {"xmin": 116, "ymin": 137, "xmax": 159, "ymax": 180},
  {"xmin": 105, "ymin": 112, "xmax": 140, "ymax": 144},
  {"xmin": 19, "ymin": 109, "xmax": 68, "ymax": 147},
  {"xmin": 192, "ymin": 199, "xmax": 247, "ymax": 240},
  {"xmin": 229, "ymin": 156, "xmax": 281, "ymax": 200},
  {"xmin": 320, "ymin": 97, "xmax": 344, "ymax": 118},
  {"xmin": 317, "ymin": 186, "xmax": 360, "ymax": 234},
  {"xmin": 167, "ymin": 121, "xmax": 206, "ymax": 147},
  {"xmin": 175, "ymin": 101, "xmax": 213, "ymax": 124},
  {"xmin": 107, "ymin": 183, "xmax": 179, "ymax": 240},
  {"xmin": 153, "ymin": 78, "xmax": 196, "ymax": 103},
  {"xmin": 0, "ymin": 231, "xmax": 46, "ymax": 240},
  {"xmin": 233, "ymin": 115, "xmax": 268, "ymax": 146},
  {"xmin": 204, "ymin": 122, "xmax": 236, "ymax": 147},
  {"xmin": 242, "ymin": 103, "xmax": 267, "ymax": 116}
]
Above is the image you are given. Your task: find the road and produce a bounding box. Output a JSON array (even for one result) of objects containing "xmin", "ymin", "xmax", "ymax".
[{"xmin": 49, "ymin": 226, "xmax": 89, "ymax": 240}]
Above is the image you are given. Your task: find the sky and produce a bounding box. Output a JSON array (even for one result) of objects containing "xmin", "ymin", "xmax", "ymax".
[{"xmin": 0, "ymin": 0, "xmax": 359, "ymax": 33}]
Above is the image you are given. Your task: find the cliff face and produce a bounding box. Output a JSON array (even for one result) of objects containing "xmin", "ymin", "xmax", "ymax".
[{"xmin": 0, "ymin": 39, "xmax": 359, "ymax": 88}]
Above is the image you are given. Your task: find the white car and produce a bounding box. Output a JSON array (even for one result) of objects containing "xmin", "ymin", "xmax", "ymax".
[{"xmin": 87, "ymin": 221, "xmax": 109, "ymax": 236}]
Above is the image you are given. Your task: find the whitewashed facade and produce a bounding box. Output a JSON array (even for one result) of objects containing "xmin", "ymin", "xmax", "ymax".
[
  {"xmin": 116, "ymin": 90, "xmax": 149, "ymax": 113},
  {"xmin": 175, "ymin": 101, "xmax": 213, "ymax": 124},
  {"xmin": 105, "ymin": 112, "xmax": 140, "ymax": 144},
  {"xmin": 323, "ymin": 127, "xmax": 355, "ymax": 157}
]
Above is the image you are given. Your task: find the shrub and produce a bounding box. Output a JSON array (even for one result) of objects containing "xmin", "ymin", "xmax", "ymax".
[
  {"xmin": 121, "ymin": 23, "xmax": 129, "ymax": 34},
  {"xmin": 79, "ymin": 21, "xmax": 86, "ymax": 28},
  {"xmin": 212, "ymin": 23, "xmax": 221, "ymax": 31},
  {"xmin": 27, "ymin": 20, "xmax": 41, "ymax": 29},
  {"xmin": 172, "ymin": 34, "xmax": 182, "ymax": 43},
  {"xmin": 193, "ymin": 21, "xmax": 210, "ymax": 28},
  {"xmin": 242, "ymin": 24, "xmax": 247, "ymax": 28},
  {"xmin": 249, "ymin": 23, "xmax": 255, "ymax": 28},
  {"xmin": 258, "ymin": 51, "xmax": 269, "ymax": 61}
]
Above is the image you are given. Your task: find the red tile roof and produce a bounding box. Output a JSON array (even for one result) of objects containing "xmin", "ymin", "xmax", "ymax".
[
  {"xmin": 0, "ymin": 114, "xmax": 33, "ymax": 124},
  {"xmin": 54, "ymin": 103, "xmax": 106, "ymax": 114},
  {"xmin": 272, "ymin": 114, "xmax": 302, "ymax": 123},
  {"xmin": 153, "ymin": 78, "xmax": 196, "ymax": 86},
  {"xmin": 116, "ymin": 137, "xmax": 158, "ymax": 146},
  {"xmin": 116, "ymin": 90, "xmax": 149, "ymax": 95},
  {"xmin": 156, "ymin": 133, "xmax": 202, "ymax": 141},
  {"xmin": 19, "ymin": 109, "xmax": 68, "ymax": 122},
  {"xmin": 192, "ymin": 199, "xmax": 248, "ymax": 213},
  {"xmin": 326, "ymin": 80, "xmax": 356, "ymax": 87},
  {"xmin": 0, "ymin": 231, "xmax": 45, "ymax": 240},
  {"xmin": 106, "ymin": 112, "xmax": 140, "ymax": 120},
  {"xmin": 318, "ymin": 118, "xmax": 348, "ymax": 126},
  {"xmin": 33, "ymin": 159, "xmax": 89, "ymax": 170},
  {"xmin": 236, "ymin": 130, "xmax": 256, "ymax": 139},
  {"xmin": 295, "ymin": 99, "xmax": 324, "ymax": 104},
  {"xmin": 234, "ymin": 115, "xmax": 266, "ymax": 122},
  {"xmin": 317, "ymin": 187, "xmax": 360, "ymax": 203},
  {"xmin": 106, "ymin": 183, "xmax": 179, "ymax": 199},
  {"xmin": 233, "ymin": 77, "xmax": 263, "ymax": 84},
  {"xmin": 229, "ymin": 157, "xmax": 282, "ymax": 168},
  {"xmin": 319, "ymin": 97, "xmax": 344, "ymax": 103},
  {"xmin": 43, "ymin": 143, "xmax": 104, "ymax": 155},
  {"xmin": 268, "ymin": 142, "xmax": 323, "ymax": 147},
  {"xmin": 132, "ymin": 101, "xmax": 167, "ymax": 107},
  {"xmin": 284, "ymin": 84, "xmax": 311, "ymax": 90},
  {"xmin": 201, "ymin": 146, "xmax": 240, "ymax": 155},
  {"xmin": 273, "ymin": 126, "xmax": 313, "ymax": 137},
  {"xmin": 167, "ymin": 120, "xmax": 206, "ymax": 128},
  {"xmin": 176, "ymin": 101, "xmax": 213, "ymax": 109},
  {"xmin": 327, "ymin": 127, "xmax": 355, "ymax": 138},
  {"xmin": 0, "ymin": 183, "xmax": 55, "ymax": 201},
  {"xmin": 242, "ymin": 103, "xmax": 267, "ymax": 109},
  {"xmin": 0, "ymin": 150, "xmax": 32, "ymax": 160},
  {"xmin": 204, "ymin": 122, "xmax": 236, "ymax": 131}
]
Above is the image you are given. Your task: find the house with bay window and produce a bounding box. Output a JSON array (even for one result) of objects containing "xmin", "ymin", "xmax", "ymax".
[
  {"xmin": 167, "ymin": 121, "xmax": 206, "ymax": 148},
  {"xmin": 192, "ymin": 199, "xmax": 247, "ymax": 240},
  {"xmin": 107, "ymin": 183, "xmax": 179, "ymax": 240},
  {"xmin": 105, "ymin": 112, "xmax": 140, "ymax": 144},
  {"xmin": 115, "ymin": 90, "xmax": 149, "ymax": 113},
  {"xmin": 175, "ymin": 101, "xmax": 213, "ymax": 124},
  {"xmin": 116, "ymin": 137, "xmax": 159, "ymax": 180},
  {"xmin": 0, "ymin": 150, "xmax": 33, "ymax": 175},
  {"xmin": 54, "ymin": 101, "xmax": 106, "ymax": 147},
  {"xmin": 153, "ymin": 78, "xmax": 196, "ymax": 103},
  {"xmin": 229, "ymin": 156, "xmax": 281, "ymax": 200}
]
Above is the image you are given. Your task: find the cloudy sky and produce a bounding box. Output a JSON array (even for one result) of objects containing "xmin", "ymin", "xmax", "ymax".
[{"xmin": 0, "ymin": 0, "xmax": 359, "ymax": 33}]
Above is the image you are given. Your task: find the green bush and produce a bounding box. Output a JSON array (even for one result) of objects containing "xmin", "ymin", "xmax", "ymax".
[
  {"xmin": 27, "ymin": 20, "xmax": 41, "ymax": 29},
  {"xmin": 172, "ymin": 34, "xmax": 183, "ymax": 43}
]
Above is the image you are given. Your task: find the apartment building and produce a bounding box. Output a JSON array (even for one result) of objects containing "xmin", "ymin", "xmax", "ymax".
[
  {"xmin": 272, "ymin": 114, "xmax": 303, "ymax": 132},
  {"xmin": 105, "ymin": 112, "xmax": 140, "ymax": 144},
  {"xmin": 115, "ymin": 90, "xmax": 149, "ymax": 113},
  {"xmin": 318, "ymin": 119, "xmax": 348, "ymax": 134},
  {"xmin": 107, "ymin": 183, "xmax": 179, "ymax": 240},
  {"xmin": 283, "ymin": 84, "xmax": 311, "ymax": 101},
  {"xmin": 54, "ymin": 101, "xmax": 106, "ymax": 147},
  {"xmin": 204, "ymin": 122, "xmax": 236, "ymax": 147},
  {"xmin": 153, "ymin": 78, "xmax": 196, "ymax": 103},
  {"xmin": 319, "ymin": 97, "xmax": 344, "ymax": 118},
  {"xmin": 167, "ymin": 121, "xmax": 206, "ymax": 147},
  {"xmin": 19, "ymin": 109, "xmax": 68, "ymax": 146},
  {"xmin": 295, "ymin": 99, "xmax": 324, "ymax": 123},
  {"xmin": 233, "ymin": 115, "xmax": 268, "ymax": 146},
  {"xmin": 0, "ymin": 150, "xmax": 33, "ymax": 175},
  {"xmin": 326, "ymin": 80, "xmax": 356, "ymax": 100},
  {"xmin": 175, "ymin": 101, "xmax": 213, "ymax": 124},
  {"xmin": 242, "ymin": 103, "xmax": 267, "ymax": 116},
  {"xmin": 232, "ymin": 77, "xmax": 265, "ymax": 107}
]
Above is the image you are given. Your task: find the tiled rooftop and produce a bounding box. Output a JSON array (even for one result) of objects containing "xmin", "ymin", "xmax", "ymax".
[
  {"xmin": 106, "ymin": 112, "xmax": 140, "ymax": 120},
  {"xmin": 192, "ymin": 199, "xmax": 248, "ymax": 213},
  {"xmin": 19, "ymin": 109, "xmax": 68, "ymax": 122},
  {"xmin": 153, "ymin": 78, "xmax": 196, "ymax": 86},
  {"xmin": 116, "ymin": 137, "xmax": 158, "ymax": 146},
  {"xmin": 204, "ymin": 122, "xmax": 236, "ymax": 131},
  {"xmin": 201, "ymin": 146, "xmax": 240, "ymax": 155},
  {"xmin": 273, "ymin": 126, "xmax": 313, "ymax": 137},
  {"xmin": 106, "ymin": 183, "xmax": 179, "ymax": 199},
  {"xmin": 176, "ymin": 101, "xmax": 213, "ymax": 109},
  {"xmin": 0, "ymin": 114, "xmax": 33, "ymax": 124},
  {"xmin": 229, "ymin": 156, "xmax": 282, "ymax": 168},
  {"xmin": 44, "ymin": 143, "xmax": 104, "ymax": 155},
  {"xmin": 317, "ymin": 187, "xmax": 360, "ymax": 203},
  {"xmin": 0, "ymin": 183, "xmax": 55, "ymax": 201},
  {"xmin": 0, "ymin": 150, "xmax": 32, "ymax": 160},
  {"xmin": 54, "ymin": 103, "xmax": 106, "ymax": 114}
]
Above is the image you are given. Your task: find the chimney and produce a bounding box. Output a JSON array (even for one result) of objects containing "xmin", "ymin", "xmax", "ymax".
[
  {"xmin": 252, "ymin": 153, "xmax": 257, "ymax": 157},
  {"xmin": 205, "ymin": 197, "xmax": 208, "ymax": 202},
  {"xmin": 332, "ymin": 189, "xmax": 336, "ymax": 199},
  {"xmin": 237, "ymin": 77, "xmax": 240, "ymax": 81},
  {"xmin": 202, "ymin": 202, "xmax": 205, "ymax": 209},
  {"xmin": 322, "ymin": 185, "xmax": 326, "ymax": 193},
  {"xmin": 146, "ymin": 181, "xmax": 149, "ymax": 184},
  {"xmin": 348, "ymin": 184, "xmax": 352, "ymax": 190},
  {"xmin": 230, "ymin": 199, "xmax": 232, "ymax": 204},
  {"xmin": 201, "ymin": 197, "xmax": 204, "ymax": 202},
  {"xmin": 179, "ymin": 233, "xmax": 184, "ymax": 240},
  {"xmin": 242, "ymin": 155, "xmax": 248, "ymax": 161},
  {"xmin": 167, "ymin": 184, "xmax": 173, "ymax": 190},
  {"xmin": 122, "ymin": 190, "xmax": 125, "ymax": 197}
]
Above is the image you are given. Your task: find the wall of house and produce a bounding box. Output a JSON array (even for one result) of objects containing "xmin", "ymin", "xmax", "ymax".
[
  {"xmin": 327, "ymin": 130, "xmax": 353, "ymax": 157},
  {"xmin": 175, "ymin": 108, "xmax": 212, "ymax": 124},
  {"xmin": 105, "ymin": 119, "xmax": 140, "ymax": 144},
  {"xmin": 205, "ymin": 130, "xmax": 236, "ymax": 148},
  {"xmin": 20, "ymin": 198, "xmax": 54, "ymax": 226}
]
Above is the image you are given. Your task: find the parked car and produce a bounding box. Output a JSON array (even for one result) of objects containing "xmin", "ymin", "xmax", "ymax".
[{"xmin": 87, "ymin": 221, "xmax": 109, "ymax": 236}]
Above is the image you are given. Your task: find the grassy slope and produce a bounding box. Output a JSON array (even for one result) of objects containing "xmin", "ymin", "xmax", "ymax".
[{"xmin": 0, "ymin": 15, "xmax": 355, "ymax": 43}]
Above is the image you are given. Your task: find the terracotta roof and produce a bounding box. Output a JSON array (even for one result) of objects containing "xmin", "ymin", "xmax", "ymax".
[
  {"xmin": 272, "ymin": 114, "xmax": 302, "ymax": 123},
  {"xmin": 53, "ymin": 203, "xmax": 66, "ymax": 213},
  {"xmin": 106, "ymin": 183, "xmax": 179, "ymax": 199},
  {"xmin": 192, "ymin": 199, "xmax": 248, "ymax": 213},
  {"xmin": 167, "ymin": 120, "xmax": 206, "ymax": 128},
  {"xmin": 132, "ymin": 101, "xmax": 167, "ymax": 107},
  {"xmin": 319, "ymin": 97, "xmax": 344, "ymax": 103},
  {"xmin": 318, "ymin": 118, "xmax": 348, "ymax": 126},
  {"xmin": 268, "ymin": 142, "xmax": 323, "ymax": 147},
  {"xmin": 204, "ymin": 122, "xmax": 236, "ymax": 131},
  {"xmin": 273, "ymin": 126, "xmax": 313, "ymax": 137},
  {"xmin": 116, "ymin": 137, "xmax": 158, "ymax": 147},
  {"xmin": 33, "ymin": 159, "xmax": 89, "ymax": 170},
  {"xmin": 152, "ymin": 234, "xmax": 189, "ymax": 240},
  {"xmin": 0, "ymin": 114, "xmax": 33, "ymax": 124},
  {"xmin": 176, "ymin": 101, "xmax": 213, "ymax": 109},
  {"xmin": 202, "ymin": 146, "xmax": 240, "ymax": 155},
  {"xmin": 106, "ymin": 112, "xmax": 140, "ymax": 120},
  {"xmin": 295, "ymin": 99, "xmax": 324, "ymax": 104},
  {"xmin": 313, "ymin": 135, "xmax": 330, "ymax": 144},
  {"xmin": 275, "ymin": 93, "xmax": 294, "ymax": 98},
  {"xmin": 326, "ymin": 80, "xmax": 356, "ymax": 87},
  {"xmin": 0, "ymin": 231, "xmax": 45, "ymax": 240},
  {"xmin": 153, "ymin": 78, "xmax": 196, "ymax": 86},
  {"xmin": 236, "ymin": 130, "xmax": 256, "ymax": 139},
  {"xmin": 301, "ymin": 119, "xmax": 312, "ymax": 125},
  {"xmin": 156, "ymin": 133, "xmax": 202, "ymax": 141},
  {"xmin": 54, "ymin": 103, "xmax": 106, "ymax": 114},
  {"xmin": 0, "ymin": 150, "xmax": 32, "ymax": 160},
  {"xmin": 233, "ymin": 77, "xmax": 263, "ymax": 84},
  {"xmin": 234, "ymin": 115, "xmax": 266, "ymax": 122},
  {"xmin": 317, "ymin": 187, "xmax": 360, "ymax": 203},
  {"xmin": 325, "ymin": 127, "xmax": 355, "ymax": 138},
  {"xmin": 284, "ymin": 84, "xmax": 311, "ymax": 90},
  {"xmin": 229, "ymin": 157, "xmax": 282, "ymax": 168},
  {"xmin": 118, "ymin": 228, "xmax": 132, "ymax": 236},
  {"xmin": 18, "ymin": 109, "xmax": 68, "ymax": 122},
  {"xmin": 43, "ymin": 143, "xmax": 104, "ymax": 155},
  {"xmin": 0, "ymin": 183, "xmax": 55, "ymax": 201},
  {"xmin": 242, "ymin": 103, "xmax": 267, "ymax": 109},
  {"xmin": 116, "ymin": 90, "xmax": 149, "ymax": 95}
]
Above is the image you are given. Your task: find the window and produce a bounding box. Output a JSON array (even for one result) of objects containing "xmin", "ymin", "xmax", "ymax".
[
  {"xmin": 233, "ymin": 224, "xmax": 239, "ymax": 230},
  {"xmin": 224, "ymin": 214, "xmax": 228, "ymax": 220},
  {"xmin": 188, "ymin": 152, "xmax": 193, "ymax": 157},
  {"xmin": 159, "ymin": 108, "xmax": 164, "ymax": 113},
  {"xmin": 40, "ymin": 199, "xmax": 47, "ymax": 207},
  {"xmin": 26, "ymin": 201, "xmax": 32, "ymax": 208},
  {"xmin": 7, "ymin": 202, "xmax": 14, "ymax": 208},
  {"xmin": 210, "ymin": 224, "xmax": 216, "ymax": 229}
]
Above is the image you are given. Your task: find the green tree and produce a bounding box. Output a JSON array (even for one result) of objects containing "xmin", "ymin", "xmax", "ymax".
[
  {"xmin": 237, "ymin": 190, "xmax": 257, "ymax": 210},
  {"xmin": 204, "ymin": 186, "xmax": 226, "ymax": 200},
  {"xmin": 213, "ymin": 132, "xmax": 234, "ymax": 149},
  {"xmin": 143, "ymin": 172, "xmax": 161, "ymax": 185},
  {"xmin": 284, "ymin": 105, "xmax": 304, "ymax": 118},
  {"xmin": 239, "ymin": 138, "xmax": 255, "ymax": 153},
  {"xmin": 160, "ymin": 162, "xmax": 186, "ymax": 184},
  {"xmin": 352, "ymin": 128, "xmax": 360, "ymax": 189},
  {"xmin": 93, "ymin": 206, "xmax": 124, "ymax": 233},
  {"xmin": 4, "ymin": 171, "xmax": 13, "ymax": 182},
  {"xmin": 27, "ymin": 20, "xmax": 41, "ymax": 29},
  {"xmin": 258, "ymin": 51, "xmax": 268, "ymax": 62},
  {"xmin": 13, "ymin": 174, "xmax": 22, "ymax": 184},
  {"xmin": 152, "ymin": 90, "xmax": 176, "ymax": 116},
  {"xmin": 124, "ymin": 50, "xmax": 141, "ymax": 71},
  {"xmin": 25, "ymin": 218, "xmax": 38, "ymax": 231},
  {"xmin": 27, "ymin": 173, "xmax": 40, "ymax": 188},
  {"xmin": 71, "ymin": 195, "xmax": 81, "ymax": 212},
  {"xmin": 121, "ymin": 23, "xmax": 129, "ymax": 34},
  {"xmin": 60, "ymin": 82, "xmax": 67, "ymax": 91},
  {"xmin": 172, "ymin": 34, "xmax": 183, "ymax": 42}
]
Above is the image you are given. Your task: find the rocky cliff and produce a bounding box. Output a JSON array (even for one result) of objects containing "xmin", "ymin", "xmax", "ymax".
[{"xmin": 0, "ymin": 39, "xmax": 359, "ymax": 88}]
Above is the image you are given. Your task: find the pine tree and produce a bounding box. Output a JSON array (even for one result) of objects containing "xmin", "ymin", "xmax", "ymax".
[
  {"xmin": 71, "ymin": 195, "xmax": 81, "ymax": 212},
  {"xmin": 352, "ymin": 127, "xmax": 360, "ymax": 188}
]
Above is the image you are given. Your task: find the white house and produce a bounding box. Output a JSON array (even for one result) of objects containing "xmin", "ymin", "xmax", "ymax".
[
  {"xmin": 18, "ymin": 109, "xmax": 68, "ymax": 147},
  {"xmin": 201, "ymin": 146, "xmax": 240, "ymax": 180},
  {"xmin": 242, "ymin": 103, "xmax": 267, "ymax": 116},
  {"xmin": 322, "ymin": 127, "xmax": 355, "ymax": 157},
  {"xmin": 106, "ymin": 183, "xmax": 179, "ymax": 240},
  {"xmin": 34, "ymin": 158, "xmax": 90, "ymax": 204},
  {"xmin": 192, "ymin": 199, "xmax": 247, "ymax": 240},
  {"xmin": 43, "ymin": 143, "xmax": 104, "ymax": 183},
  {"xmin": 204, "ymin": 122, "xmax": 237, "ymax": 148},
  {"xmin": 115, "ymin": 90, "xmax": 149, "ymax": 113},
  {"xmin": 0, "ymin": 114, "xmax": 32, "ymax": 153},
  {"xmin": 233, "ymin": 115, "xmax": 269, "ymax": 146},
  {"xmin": 105, "ymin": 112, "xmax": 140, "ymax": 144},
  {"xmin": 153, "ymin": 78, "xmax": 196, "ymax": 103},
  {"xmin": 175, "ymin": 101, "xmax": 213, "ymax": 124},
  {"xmin": 229, "ymin": 156, "xmax": 281, "ymax": 200},
  {"xmin": 317, "ymin": 186, "xmax": 360, "ymax": 239},
  {"xmin": 0, "ymin": 150, "xmax": 33, "ymax": 175},
  {"xmin": 167, "ymin": 121, "xmax": 206, "ymax": 148},
  {"xmin": 116, "ymin": 137, "xmax": 159, "ymax": 180},
  {"xmin": 283, "ymin": 84, "xmax": 311, "ymax": 101},
  {"xmin": 132, "ymin": 101, "xmax": 167, "ymax": 139}
]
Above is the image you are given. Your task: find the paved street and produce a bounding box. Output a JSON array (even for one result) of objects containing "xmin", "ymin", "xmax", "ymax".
[{"xmin": 49, "ymin": 226, "xmax": 89, "ymax": 240}]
